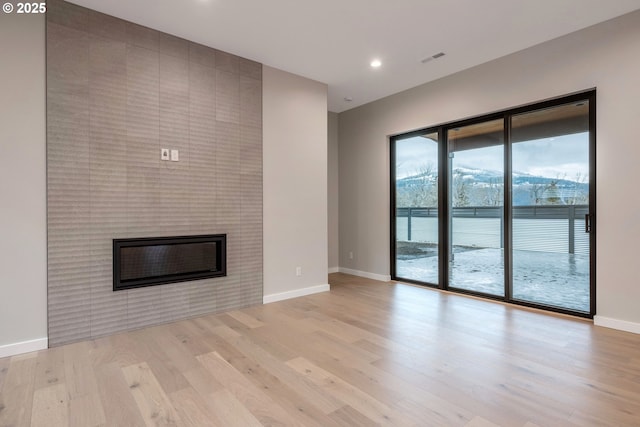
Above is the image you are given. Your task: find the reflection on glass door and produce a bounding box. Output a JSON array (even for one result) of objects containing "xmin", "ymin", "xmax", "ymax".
[
  {"xmin": 511, "ymin": 101, "xmax": 591, "ymax": 312},
  {"xmin": 394, "ymin": 131, "xmax": 439, "ymax": 285},
  {"xmin": 448, "ymin": 119, "xmax": 504, "ymax": 296}
]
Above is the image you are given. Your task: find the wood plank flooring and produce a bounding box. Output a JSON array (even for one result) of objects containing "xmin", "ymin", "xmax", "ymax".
[{"xmin": 1, "ymin": 273, "xmax": 640, "ymax": 426}]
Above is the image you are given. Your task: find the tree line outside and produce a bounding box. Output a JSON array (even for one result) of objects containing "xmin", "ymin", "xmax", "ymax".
[{"xmin": 396, "ymin": 164, "xmax": 588, "ymax": 208}]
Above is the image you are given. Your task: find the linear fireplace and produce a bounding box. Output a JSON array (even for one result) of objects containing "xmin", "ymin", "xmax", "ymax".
[{"xmin": 113, "ymin": 234, "xmax": 226, "ymax": 291}]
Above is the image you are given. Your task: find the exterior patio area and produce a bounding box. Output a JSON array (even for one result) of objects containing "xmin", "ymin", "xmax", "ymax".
[{"xmin": 397, "ymin": 246, "xmax": 590, "ymax": 313}]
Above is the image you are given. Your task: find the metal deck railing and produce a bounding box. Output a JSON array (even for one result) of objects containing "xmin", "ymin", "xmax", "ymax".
[{"xmin": 396, "ymin": 205, "xmax": 589, "ymax": 255}]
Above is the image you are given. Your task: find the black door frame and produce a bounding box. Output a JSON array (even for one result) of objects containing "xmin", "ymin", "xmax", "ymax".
[{"xmin": 390, "ymin": 89, "xmax": 596, "ymax": 318}]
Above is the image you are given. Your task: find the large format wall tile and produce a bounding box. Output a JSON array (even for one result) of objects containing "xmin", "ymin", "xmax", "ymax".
[
  {"xmin": 126, "ymin": 45, "xmax": 160, "ymax": 169},
  {"xmin": 47, "ymin": 0, "xmax": 263, "ymax": 346},
  {"xmin": 215, "ymin": 70, "xmax": 240, "ymax": 124},
  {"xmin": 240, "ymin": 75, "xmax": 262, "ymax": 128}
]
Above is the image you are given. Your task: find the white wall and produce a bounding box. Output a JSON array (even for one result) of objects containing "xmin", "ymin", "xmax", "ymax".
[
  {"xmin": 0, "ymin": 13, "xmax": 48, "ymax": 356},
  {"xmin": 263, "ymin": 66, "xmax": 329, "ymax": 302},
  {"xmin": 338, "ymin": 10, "xmax": 640, "ymax": 332},
  {"xmin": 328, "ymin": 112, "xmax": 339, "ymax": 272}
]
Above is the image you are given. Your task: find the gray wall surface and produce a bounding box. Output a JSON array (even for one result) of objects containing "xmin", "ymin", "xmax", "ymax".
[
  {"xmin": 328, "ymin": 112, "xmax": 339, "ymax": 271},
  {"xmin": 0, "ymin": 13, "xmax": 47, "ymax": 351},
  {"xmin": 338, "ymin": 10, "xmax": 640, "ymax": 327},
  {"xmin": 47, "ymin": 0, "xmax": 263, "ymax": 346},
  {"xmin": 263, "ymin": 66, "xmax": 328, "ymax": 299}
]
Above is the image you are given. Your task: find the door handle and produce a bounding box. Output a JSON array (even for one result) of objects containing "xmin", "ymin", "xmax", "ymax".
[{"xmin": 585, "ymin": 214, "xmax": 592, "ymax": 233}]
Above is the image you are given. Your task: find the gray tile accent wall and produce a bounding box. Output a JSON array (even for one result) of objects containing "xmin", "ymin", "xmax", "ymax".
[{"xmin": 46, "ymin": 0, "xmax": 263, "ymax": 346}]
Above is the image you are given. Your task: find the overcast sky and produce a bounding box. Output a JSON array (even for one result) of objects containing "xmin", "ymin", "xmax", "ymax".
[{"xmin": 395, "ymin": 132, "xmax": 589, "ymax": 181}]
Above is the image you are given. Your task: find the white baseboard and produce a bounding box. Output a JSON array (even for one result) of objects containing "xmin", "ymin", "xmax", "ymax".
[
  {"xmin": 263, "ymin": 284, "xmax": 330, "ymax": 304},
  {"xmin": 594, "ymin": 316, "xmax": 640, "ymax": 335},
  {"xmin": 328, "ymin": 267, "xmax": 339, "ymax": 274},
  {"xmin": 338, "ymin": 267, "xmax": 391, "ymax": 282},
  {"xmin": 0, "ymin": 337, "xmax": 48, "ymax": 358}
]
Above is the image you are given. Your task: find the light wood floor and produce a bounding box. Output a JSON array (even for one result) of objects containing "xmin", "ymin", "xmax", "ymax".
[{"xmin": 1, "ymin": 273, "xmax": 640, "ymax": 426}]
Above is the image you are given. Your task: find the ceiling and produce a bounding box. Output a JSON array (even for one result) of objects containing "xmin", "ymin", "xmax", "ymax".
[{"xmin": 67, "ymin": 0, "xmax": 640, "ymax": 113}]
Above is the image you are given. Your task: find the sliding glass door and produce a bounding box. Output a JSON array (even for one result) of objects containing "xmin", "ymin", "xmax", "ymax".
[
  {"xmin": 511, "ymin": 101, "xmax": 592, "ymax": 313},
  {"xmin": 390, "ymin": 91, "xmax": 595, "ymax": 317},
  {"xmin": 448, "ymin": 119, "xmax": 504, "ymax": 297},
  {"xmin": 393, "ymin": 131, "xmax": 439, "ymax": 285}
]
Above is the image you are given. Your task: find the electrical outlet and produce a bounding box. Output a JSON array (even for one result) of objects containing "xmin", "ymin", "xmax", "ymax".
[
  {"xmin": 349, "ymin": 251, "xmax": 354, "ymax": 259},
  {"xmin": 160, "ymin": 148, "xmax": 170, "ymax": 161},
  {"xmin": 296, "ymin": 267, "xmax": 302, "ymax": 276},
  {"xmin": 170, "ymin": 149, "xmax": 179, "ymax": 162}
]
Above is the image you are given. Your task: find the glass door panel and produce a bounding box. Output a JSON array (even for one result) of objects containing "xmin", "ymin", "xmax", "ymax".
[
  {"xmin": 394, "ymin": 131, "xmax": 439, "ymax": 284},
  {"xmin": 511, "ymin": 101, "xmax": 591, "ymax": 312},
  {"xmin": 448, "ymin": 119, "xmax": 504, "ymax": 296}
]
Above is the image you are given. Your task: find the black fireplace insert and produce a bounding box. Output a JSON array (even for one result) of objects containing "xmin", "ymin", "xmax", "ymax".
[{"xmin": 113, "ymin": 234, "xmax": 226, "ymax": 291}]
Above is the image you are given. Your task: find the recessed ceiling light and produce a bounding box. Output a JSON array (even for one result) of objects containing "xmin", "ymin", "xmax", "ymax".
[{"xmin": 370, "ymin": 59, "xmax": 382, "ymax": 68}]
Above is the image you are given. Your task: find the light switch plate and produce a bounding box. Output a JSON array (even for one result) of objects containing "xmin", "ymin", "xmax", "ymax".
[
  {"xmin": 160, "ymin": 148, "xmax": 170, "ymax": 161},
  {"xmin": 170, "ymin": 149, "xmax": 179, "ymax": 162}
]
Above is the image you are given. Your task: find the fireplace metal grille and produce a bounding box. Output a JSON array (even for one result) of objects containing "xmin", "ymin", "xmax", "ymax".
[{"xmin": 113, "ymin": 234, "xmax": 226, "ymax": 291}]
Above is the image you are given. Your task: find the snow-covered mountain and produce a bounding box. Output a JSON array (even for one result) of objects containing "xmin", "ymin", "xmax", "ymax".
[{"xmin": 396, "ymin": 167, "xmax": 588, "ymax": 206}]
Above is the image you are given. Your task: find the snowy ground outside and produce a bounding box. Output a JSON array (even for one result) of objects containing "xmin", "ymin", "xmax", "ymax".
[{"xmin": 396, "ymin": 246, "xmax": 590, "ymax": 313}]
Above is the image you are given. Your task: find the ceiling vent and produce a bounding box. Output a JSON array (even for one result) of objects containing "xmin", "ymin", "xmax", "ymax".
[{"xmin": 421, "ymin": 52, "xmax": 446, "ymax": 64}]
